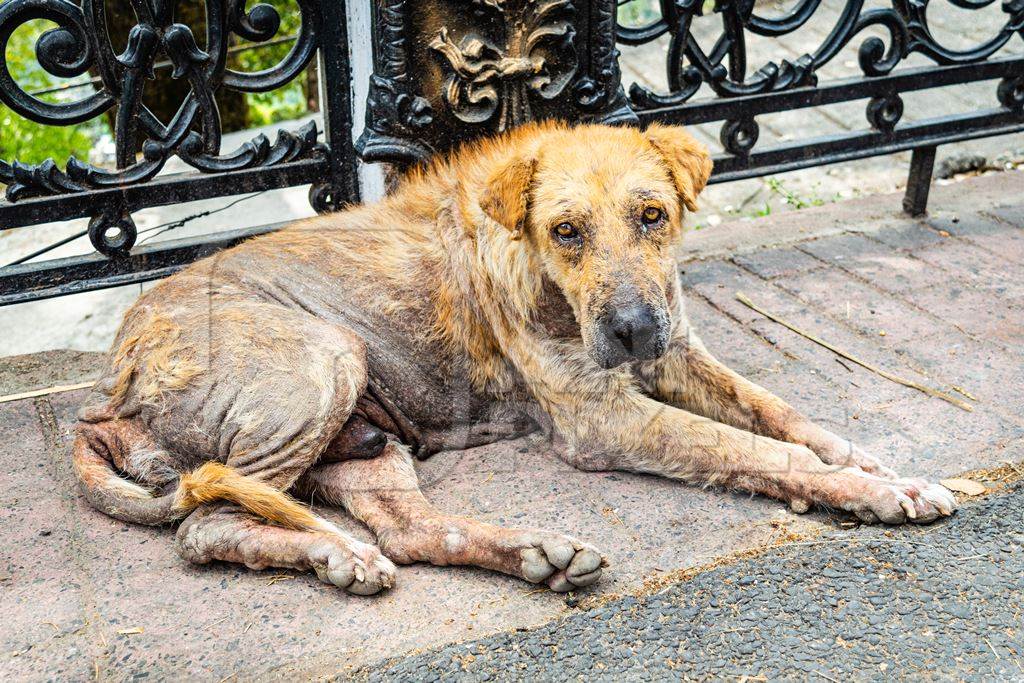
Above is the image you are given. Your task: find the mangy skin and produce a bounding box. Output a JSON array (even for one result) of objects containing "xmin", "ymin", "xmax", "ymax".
[{"xmin": 71, "ymin": 122, "xmax": 956, "ymax": 595}]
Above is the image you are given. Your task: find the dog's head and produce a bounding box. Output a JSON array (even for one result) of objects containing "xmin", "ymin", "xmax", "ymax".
[{"xmin": 480, "ymin": 123, "xmax": 712, "ymax": 369}]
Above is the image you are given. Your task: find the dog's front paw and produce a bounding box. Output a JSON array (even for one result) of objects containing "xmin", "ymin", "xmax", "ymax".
[
  {"xmin": 312, "ymin": 539, "xmax": 397, "ymax": 595},
  {"xmin": 519, "ymin": 532, "xmax": 606, "ymax": 592},
  {"xmin": 841, "ymin": 470, "xmax": 957, "ymax": 524}
]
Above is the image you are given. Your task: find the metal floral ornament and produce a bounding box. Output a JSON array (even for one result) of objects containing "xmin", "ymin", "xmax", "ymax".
[{"xmin": 429, "ymin": 0, "xmax": 577, "ymax": 129}]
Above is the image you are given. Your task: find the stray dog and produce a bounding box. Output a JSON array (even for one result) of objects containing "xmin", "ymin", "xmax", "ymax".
[{"xmin": 72, "ymin": 122, "xmax": 956, "ymax": 595}]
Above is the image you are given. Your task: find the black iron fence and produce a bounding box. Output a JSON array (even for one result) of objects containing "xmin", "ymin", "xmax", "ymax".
[{"xmin": 1, "ymin": 0, "xmax": 1022, "ymax": 306}]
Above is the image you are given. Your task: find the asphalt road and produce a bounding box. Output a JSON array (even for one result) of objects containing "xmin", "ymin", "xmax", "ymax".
[{"xmin": 360, "ymin": 484, "xmax": 1024, "ymax": 681}]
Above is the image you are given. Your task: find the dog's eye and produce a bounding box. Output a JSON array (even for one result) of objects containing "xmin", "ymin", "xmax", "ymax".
[
  {"xmin": 552, "ymin": 222, "xmax": 579, "ymax": 241},
  {"xmin": 641, "ymin": 207, "xmax": 664, "ymax": 226}
]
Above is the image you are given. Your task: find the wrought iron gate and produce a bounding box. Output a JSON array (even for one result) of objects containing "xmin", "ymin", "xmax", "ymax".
[{"xmin": 1, "ymin": 0, "xmax": 1022, "ymax": 306}]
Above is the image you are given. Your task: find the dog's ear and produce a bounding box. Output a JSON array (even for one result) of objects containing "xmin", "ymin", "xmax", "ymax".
[
  {"xmin": 643, "ymin": 124, "xmax": 713, "ymax": 213},
  {"xmin": 479, "ymin": 155, "xmax": 537, "ymax": 240}
]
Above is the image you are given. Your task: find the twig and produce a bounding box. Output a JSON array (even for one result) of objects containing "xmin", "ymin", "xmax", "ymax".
[
  {"xmin": 1003, "ymin": 461, "xmax": 1024, "ymax": 477},
  {"xmin": 735, "ymin": 292, "xmax": 974, "ymax": 412},
  {"xmin": 0, "ymin": 381, "xmax": 96, "ymax": 404},
  {"xmin": 951, "ymin": 385, "xmax": 978, "ymax": 401}
]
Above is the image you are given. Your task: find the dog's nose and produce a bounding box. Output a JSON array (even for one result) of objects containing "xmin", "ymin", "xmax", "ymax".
[{"xmin": 601, "ymin": 304, "xmax": 659, "ymax": 357}]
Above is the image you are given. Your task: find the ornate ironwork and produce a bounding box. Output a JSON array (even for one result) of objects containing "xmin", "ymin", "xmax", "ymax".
[
  {"xmin": 2, "ymin": 0, "xmax": 1023, "ymax": 306},
  {"xmin": 356, "ymin": 0, "xmax": 635, "ymax": 165},
  {"xmin": 0, "ymin": 0, "xmax": 335, "ymax": 257},
  {"xmin": 616, "ymin": 0, "xmax": 1024, "ymax": 180},
  {"xmin": 619, "ymin": 0, "xmax": 1023, "ymax": 107}
]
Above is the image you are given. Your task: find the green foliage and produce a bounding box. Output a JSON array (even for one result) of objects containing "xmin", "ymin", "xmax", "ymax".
[
  {"xmin": 617, "ymin": 0, "xmax": 661, "ymax": 27},
  {"xmin": 765, "ymin": 178, "xmax": 838, "ymax": 210},
  {"xmin": 0, "ymin": 19, "xmax": 105, "ymax": 165},
  {"xmin": 235, "ymin": 0, "xmax": 312, "ymax": 126}
]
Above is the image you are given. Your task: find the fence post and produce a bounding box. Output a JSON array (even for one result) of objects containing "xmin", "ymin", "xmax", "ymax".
[
  {"xmin": 311, "ymin": 0, "xmax": 361, "ymax": 212},
  {"xmin": 903, "ymin": 146, "xmax": 937, "ymax": 217},
  {"xmin": 354, "ymin": 0, "xmax": 635, "ymax": 169}
]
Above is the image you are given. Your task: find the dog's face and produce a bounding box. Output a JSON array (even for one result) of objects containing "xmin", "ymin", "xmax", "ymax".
[{"xmin": 480, "ymin": 123, "xmax": 712, "ymax": 369}]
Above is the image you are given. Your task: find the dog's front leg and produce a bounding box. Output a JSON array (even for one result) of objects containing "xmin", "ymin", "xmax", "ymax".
[
  {"xmin": 532, "ymin": 364, "xmax": 954, "ymax": 524},
  {"xmin": 635, "ymin": 311, "xmax": 896, "ymax": 478}
]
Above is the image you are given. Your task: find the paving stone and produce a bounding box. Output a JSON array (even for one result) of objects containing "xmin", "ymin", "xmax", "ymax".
[
  {"xmin": 0, "ymin": 399, "xmax": 60, "ymax": 508},
  {"xmin": 776, "ymin": 267, "xmax": 952, "ymax": 346},
  {"xmin": 901, "ymin": 285, "xmax": 1024, "ymax": 349},
  {"xmin": 732, "ymin": 247, "xmax": 825, "ymax": 280},
  {"xmin": 682, "ymin": 295, "xmax": 787, "ymax": 376},
  {"xmin": 904, "ymin": 336, "xmax": 1024, "ymax": 417},
  {"xmin": 797, "ymin": 233, "xmax": 950, "ymax": 293},
  {"xmin": 871, "ymin": 222, "xmax": 947, "ymax": 251},
  {"xmin": 874, "ymin": 395, "xmax": 1023, "ymax": 476},
  {"xmin": 928, "ymin": 214, "xmax": 1024, "ymax": 265},
  {"xmin": 988, "ymin": 204, "xmax": 1024, "ymax": 229},
  {"xmin": 910, "ymin": 240, "xmax": 1024, "ymax": 299}
]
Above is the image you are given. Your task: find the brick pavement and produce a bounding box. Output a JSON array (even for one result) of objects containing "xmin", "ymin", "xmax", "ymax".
[{"xmin": 1, "ymin": 171, "xmax": 1021, "ymax": 679}]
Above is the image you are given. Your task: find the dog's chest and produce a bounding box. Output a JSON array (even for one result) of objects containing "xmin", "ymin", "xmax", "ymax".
[
  {"xmin": 343, "ymin": 306, "xmax": 537, "ymax": 457},
  {"xmin": 369, "ymin": 347, "xmax": 535, "ymax": 457}
]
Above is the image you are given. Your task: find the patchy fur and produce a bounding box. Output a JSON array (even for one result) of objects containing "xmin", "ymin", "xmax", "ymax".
[{"xmin": 69, "ymin": 121, "xmax": 955, "ymax": 596}]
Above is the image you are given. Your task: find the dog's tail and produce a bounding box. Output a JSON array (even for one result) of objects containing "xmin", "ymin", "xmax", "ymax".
[{"xmin": 72, "ymin": 430, "xmax": 322, "ymax": 530}]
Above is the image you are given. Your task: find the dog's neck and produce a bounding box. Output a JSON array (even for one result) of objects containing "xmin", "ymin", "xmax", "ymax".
[{"xmin": 378, "ymin": 132, "xmax": 565, "ymax": 391}]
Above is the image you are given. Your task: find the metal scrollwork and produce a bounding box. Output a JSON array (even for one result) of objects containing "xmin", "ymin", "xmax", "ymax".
[
  {"xmin": 623, "ymin": 0, "xmax": 917, "ymax": 109},
  {"xmin": 356, "ymin": 0, "xmax": 436, "ymax": 164},
  {"xmin": 356, "ymin": 0, "xmax": 634, "ymax": 166},
  {"xmin": 618, "ymin": 0, "xmax": 1024, "ymax": 160},
  {"xmin": 998, "ymin": 76, "xmax": 1024, "ymax": 111},
  {"xmin": 866, "ymin": 93, "xmax": 904, "ymax": 133},
  {"xmin": 0, "ymin": 0, "xmax": 324, "ymax": 208},
  {"xmin": 88, "ymin": 204, "xmax": 137, "ymax": 257},
  {"xmin": 430, "ymin": 0, "xmax": 577, "ymax": 129},
  {"xmin": 720, "ymin": 117, "xmax": 759, "ymax": 156}
]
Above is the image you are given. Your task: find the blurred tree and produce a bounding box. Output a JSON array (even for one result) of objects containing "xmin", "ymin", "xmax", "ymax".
[{"xmin": 234, "ymin": 0, "xmax": 314, "ymax": 126}]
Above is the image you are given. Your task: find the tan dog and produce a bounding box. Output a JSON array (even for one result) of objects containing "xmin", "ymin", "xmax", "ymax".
[{"xmin": 72, "ymin": 122, "xmax": 956, "ymax": 595}]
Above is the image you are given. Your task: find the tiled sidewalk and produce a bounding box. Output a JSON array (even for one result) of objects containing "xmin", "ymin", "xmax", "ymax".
[{"xmin": 1, "ymin": 171, "xmax": 1021, "ymax": 680}]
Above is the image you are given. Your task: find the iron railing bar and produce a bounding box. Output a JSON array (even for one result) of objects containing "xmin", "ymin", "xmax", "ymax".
[
  {"xmin": 0, "ymin": 158, "xmax": 327, "ymax": 230},
  {"xmin": 707, "ymin": 109, "xmax": 1024, "ymax": 184},
  {"xmin": 0, "ymin": 223, "xmax": 283, "ymax": 305},
  {"xmin": 635, "ymin": 56, "xmax": 1024, "ymax": 124}
]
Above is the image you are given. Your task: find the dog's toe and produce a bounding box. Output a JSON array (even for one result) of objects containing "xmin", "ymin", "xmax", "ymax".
[
  {"xmin": 315, "ymin": 540, "xmax": 396, "ymax": 595},
  {"xmin": 519, "ymin": 533, "xmax": 606, "ymax": 591},
  {"xmin": 844, "ymin": 472, "xmax": 958, "ymax": 525}
]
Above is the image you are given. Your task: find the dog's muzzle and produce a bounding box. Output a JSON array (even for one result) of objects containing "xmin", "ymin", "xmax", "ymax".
[{"xmin": 594, "ymin": 302, "xmax": 668, "ymax": 368}]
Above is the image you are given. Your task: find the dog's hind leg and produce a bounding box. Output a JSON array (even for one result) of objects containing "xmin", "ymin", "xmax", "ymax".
[
  {"xmin": 175, "ymin": 505, "xmax": 395, "ymax": 595},
  {"xmin": 171, "ymin": 399, "xmax": 397, "ymax": 595},
  {"xmin": 79, "ymin": 298, "xmax": 397, "ymax": 594},
  {"xmin": 294, "ymin": 442, "xmax": 606, "ymax": 592},
  {"xmin": 164, "ymin": 306, "xmax": 397, "ymax": 595}
]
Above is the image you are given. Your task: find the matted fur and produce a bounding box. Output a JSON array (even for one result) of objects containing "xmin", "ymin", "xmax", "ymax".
[{"xmin": 69, "ymin": 121, "xmax": 956, "ymax": 595}]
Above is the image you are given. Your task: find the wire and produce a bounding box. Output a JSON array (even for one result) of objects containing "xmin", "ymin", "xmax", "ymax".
[
  {"xmin": 3, "ymin": 190, "xmax": 268, "ymax": 267},
  {"xmin": 136, "ymin": 190, "xmax": 267, "ymax": 245},
  {"xmin": 5, "ymin": 227, "xmax": 88, "ymax": 266}
]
